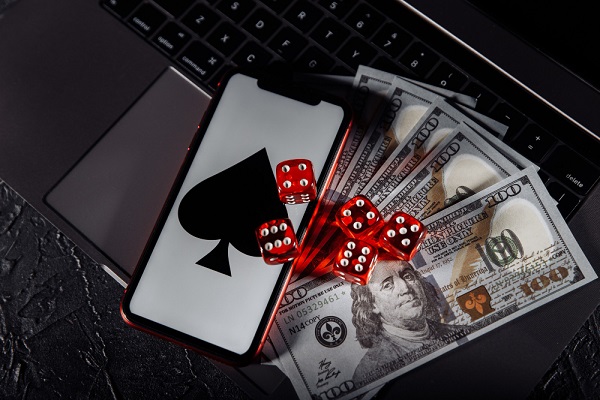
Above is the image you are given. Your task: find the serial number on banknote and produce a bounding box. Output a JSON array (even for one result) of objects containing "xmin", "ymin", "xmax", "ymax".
[{"xmin": 286, "ymin": 293, "xmax": 342, "ymax": 320}]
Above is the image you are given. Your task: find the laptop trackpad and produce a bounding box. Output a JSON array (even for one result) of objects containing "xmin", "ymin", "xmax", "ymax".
[{"xmin": 46, "ymin": 67, "xmax": 211, "ymax": 276}]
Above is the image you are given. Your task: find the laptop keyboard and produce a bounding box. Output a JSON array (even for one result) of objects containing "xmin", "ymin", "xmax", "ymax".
[{"xmin": 101, "ymin": 0, "xmax": 600, "ymax": 220}]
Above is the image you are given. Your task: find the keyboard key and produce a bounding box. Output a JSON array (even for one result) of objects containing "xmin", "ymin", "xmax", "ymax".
[
  {"xmin": 259, "ymin": 0, "xmax": 288, "ymax": 14},
  {"xmin": 233, "ymin": 41, "xmax": 273, "ymax": 67},
  {"xmin": 207, "ymin": 22, "xmax": 246, "ymax": 56},
  {"xmin": 154, "ymin": 0, "xmax": 194, "ymax": 18},
  {"xmin": 345, "ymin": 4, "xmax": 384, "ymax": 38},
  {"xmin": 372, "ymin": 23, "xmax": 411, "ymax": 58},
  {"xmin": 102, "ymin": 0, "xmax": 141, "ymax": 18},
  {"xmin": 242, "ymin": 8, "xmax": 281, "ymax": 42},
  {"xmin": 399, "ymin": 42, "xmax": 439, "ymax": 78},
  {"xmin": 318, "ymin": 0, "xmax": 352, "ymax": 18},
  {"xmin": 310, "ymin": 18, "xmax": 349, "ymax": 52},
  {"xmin": 463, "ymin": 82, "xmax": 497, "ymax": 113},
  {"xmin": 284, "ymin": 1, "xmax": 324, "ymax": 33},
  {"xmin": 128, "ymin": 4, "xmax": 166, "ymax": 37},
  {"xmin": 182, "ymin": 4, "xmax": 220, "ymax": 36},
  {"xmin": 152, "ymin": 22, "xmax": 191, "ymax": 55},
  {"xmin": 489, "ymin": 102, "xmax": 526, "ymax": 141},
  {"xmin": 217, "ymin": 0, "xmax": 257, "ymax": 23},
  {"xmin": 547, "ymin": 182, "xmax": 580, "ymax": 219},
  {"xmin": 268, "ymin": 27, "xmax": 308, "ymax": 61},
  {"xmin": 337, "ymin": 37, "xmax": 377, "ymax": 70},
  {"xmin": 178, "ymin": 41, "xmax": 223, "ymax": 80},
  {"xmin": 294, "ymin": 46, "xmax": 335, "ymax": 73},
  {"xmin": 542, "ymin": 146, "xmax": 600, "ymax": 196},
  {"xmin": 511, "ymin": 124, "xmax": 556, "ymax": 163},
  {"xmin": 428, "ymin": 62, "xmax": 468, "ymax": 91}
]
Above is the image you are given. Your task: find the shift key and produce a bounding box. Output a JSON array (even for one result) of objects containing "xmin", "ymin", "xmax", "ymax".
[{"xmin": 542, "ymin": 145, "xmax": 600, "ymax": 196}]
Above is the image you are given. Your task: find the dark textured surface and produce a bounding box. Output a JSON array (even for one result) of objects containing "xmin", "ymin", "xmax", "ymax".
[
  {"xmin": 530, "ymin": 320, "xmax": 600, "ymax": 400},
  {"xmin": 0, "ymin": 181, "xmax": 250, "ymax": 399},
  {"xmin": 1, "ymin": 178, "xmax": 600, "ymax": 400}
]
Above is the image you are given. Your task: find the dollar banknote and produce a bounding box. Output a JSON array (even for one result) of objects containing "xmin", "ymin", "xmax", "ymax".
[
  {"xmin": 269, "ymin": 167, "xmax": 596, "ymax": 400},
  {"xmin": 377, "ymin": 122, "xmax": 520, "ymax": 219},
  {"xmin": 296, "ymin": 69, "xmax": 421, "ymax": 277},
  {"xmin": 362, "ymin": 97, "xmax": 531, "ymax": 206},
  {"xmin": 340, "ymin": 77, "xmax": 444, "ymax": 198},
  {"xmin": 326, "ymin": 69, "xmax": 478, "ymax": 191},
  {"xmin": 296, "ymin": 96, "xmax": 490, "ymax": 280},
  {"xmin": 300, "ymin": 122, "xmax": 521, "ymax": 279},
  {"xmin": 454, "ymin": 102, "xmax": 508, "ymax": 140},
  {"xmin": 331, "ymin": 66, "xmax": 396, "ymax": 190},
  {"xmin": 295, "ymin": 67, "xmax": 396, "ymax": 276},
  {"xmin": 296, "ymin": 79, "xmax": 449, "ymax": 276}
]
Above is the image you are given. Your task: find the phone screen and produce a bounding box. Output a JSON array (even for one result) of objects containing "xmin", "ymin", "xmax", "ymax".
[{"xmin": 123, "ymin": 72, "xmax": 348, "ymax": 358}]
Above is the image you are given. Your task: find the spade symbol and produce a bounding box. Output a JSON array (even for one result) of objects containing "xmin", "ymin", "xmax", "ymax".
[{"xmin": 178, "ymin": 148, "xmax": 288, "ymax": 276}]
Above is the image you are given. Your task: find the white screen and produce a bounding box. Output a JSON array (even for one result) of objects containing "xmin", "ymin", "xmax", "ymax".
[{"xmin": 128, "ymin": 73, "xmax": 345, "ymax": 355}]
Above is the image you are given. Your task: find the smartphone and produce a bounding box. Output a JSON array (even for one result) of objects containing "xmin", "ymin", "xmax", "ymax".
[{"xmin": 120, "ymin": 69, "xmax": 352, "ymax": 365}]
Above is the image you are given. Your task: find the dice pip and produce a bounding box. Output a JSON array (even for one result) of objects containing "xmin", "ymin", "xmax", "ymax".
[
  {"xmin": 256, "ymin": 218, "xmax": 299, "ymax": 265},
  {"xmin": 333, "ymin": 239, "xmax": 378, "ymax": 285},
  {"xmin": 276, "ymin": 159, "xmax": 317, "ymax": 204},
  {"xmin": 335, "ymin": 195, "xmax": 385, "ymax": 241},
  {"xmin": 379, "ymin": 211, "xmax": 427, "ymax": 261}
]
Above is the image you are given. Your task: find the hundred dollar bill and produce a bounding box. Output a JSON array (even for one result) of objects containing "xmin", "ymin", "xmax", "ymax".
[
  {"xmin": 331, "ymin": 66, "xmax": 397, "ymax": 189},
  {"xmin": 377, "ymin": 122, "xmax": 520, "ymax": 219},
  {"xmin": 340, "ymin": 77, "xmax": 443, "ymax": 198},
  {"xmin": 296, "ymin": 80, "xmax": 448, "ymax": 275},
  {"xmin": 262, "ymin": 338, "xmax": 389, "ymax": 400},
  {"xmin": 362, "ymin": 97, "xmax": 532, "ymax": 206},
  {"xmin": 301, "ymin": 122, "xmax": 520, "ymax": 280},
  {"xmin": 299, "ymin": 84, "xmax": 476, "ymax": 267},
  {"xmin": 454, "ymin": 102, "xmax": 508, "ymax": 140},
  {"xmin": 295, "ymin": 71, "xmax": 416, "ymax": 277},
  {"xmin": 297, "ymin": 78, "xmax": 478, "ymax": 278},
  {"xmin": 294, "ymin": 67, "xmax": 396, "ymax": 277},
  {"xmin": 465, "ymin": 119, "xmax": 536, "ymax": 172},
  {"xmin": 269, "ymin": 167, "xmax": 596, "ymax": 400},
  {"xmin": 262, "ymin": 337, "xmax": 390, "ymax": 400}
]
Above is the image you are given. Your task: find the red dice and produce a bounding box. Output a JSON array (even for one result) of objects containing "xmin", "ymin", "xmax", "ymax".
[
  {"xmin": 379, "ymin": 212, "xmax": 427, "ymax": 261},
  {"xmin": 335, "ymin": 195, "xmax": 385, "ymax": 241},
  {"xmin": 256, "ymin": 218, "xmax": 299, "ymax": 265},
  {"xmin": 276, "ymin": 159, "xmax": 317, "ymax": 204},
  {"xmin": 333, "ymin": 239, "xmax": 378, "ymax": 285}
]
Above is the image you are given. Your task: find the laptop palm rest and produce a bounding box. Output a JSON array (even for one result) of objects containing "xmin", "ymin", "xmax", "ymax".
[{"xmin": 46, "ymin": 67, "xmax": 211, "ymax": 277}]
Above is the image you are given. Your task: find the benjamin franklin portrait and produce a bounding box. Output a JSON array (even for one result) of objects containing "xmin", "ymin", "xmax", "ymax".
[{"xmin": 350, "ymin": 257, "xmax": 467, "ymax": 383}]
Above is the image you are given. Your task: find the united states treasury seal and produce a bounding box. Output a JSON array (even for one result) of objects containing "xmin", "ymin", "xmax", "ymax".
[{"xmin": 315, "ymin": 316, "xmax": 347, "ymax": 348}]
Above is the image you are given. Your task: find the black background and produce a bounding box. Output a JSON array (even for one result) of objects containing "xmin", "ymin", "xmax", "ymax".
[{"xmin": 466, "ymin": 0, "xmax": 600, "ymax": 92}]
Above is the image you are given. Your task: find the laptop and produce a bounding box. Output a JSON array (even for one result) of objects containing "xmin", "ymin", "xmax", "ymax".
[{"xmin": 0, "ymin": 0, "xmax": 599, "ymax": 398}]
